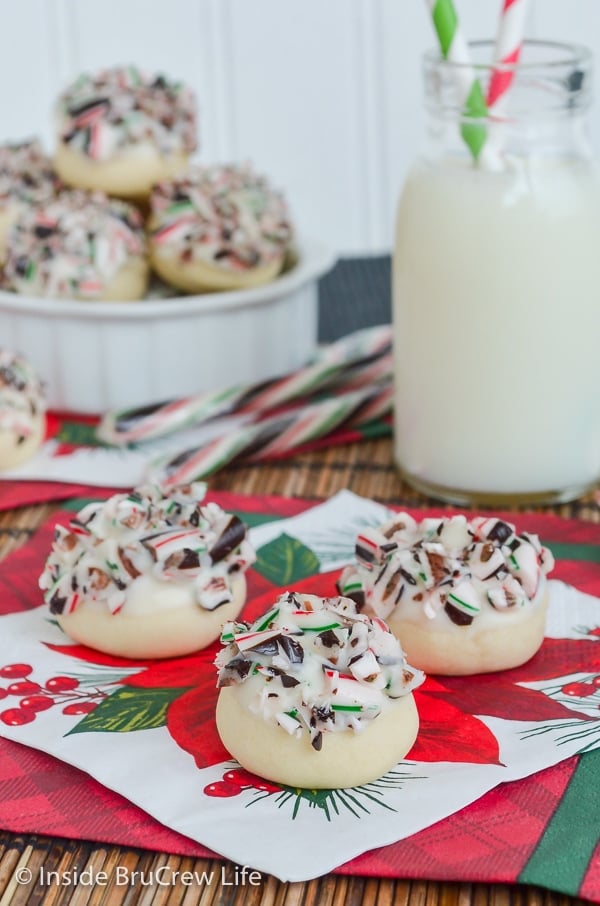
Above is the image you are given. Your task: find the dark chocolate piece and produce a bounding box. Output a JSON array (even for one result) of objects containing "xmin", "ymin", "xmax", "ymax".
[
  {"xmin": 399, "ymin": 568, "xmax": 417, "ymax": 586},
  {"xmin": 317, "ymin": 629, "xmax": 340, "ymax": 648},
  {"xmin": 165, "ymin": 548, "xmax": 201, "ymax": 570},
  {"xmin": 487, "ymin": 521, "xmax": 513, "ymax": 544},
  {"xmin": 209, "ymin": 515, "xmax": 246, "ymax": 563},
  {"xmin": 384, "ymin": 567, "xmax": 403, "ymax": 599},
  {"xmin": 278, "ymin": 634, "xmax": 304, "ymax": 664},
  {"xmin": 355, "ymin": 543, "xmax": 376, "ymax": 565},
  {"xmin": 444, "ymin": 601, "xmax": 474, "ymax": 626},
  {"xmin": 49, "ymin": 591, "xmax": 67, "ymax": 614},
  {"xmin": 311, "ymin": 731, "xmax": 323, "ymax": 751}
]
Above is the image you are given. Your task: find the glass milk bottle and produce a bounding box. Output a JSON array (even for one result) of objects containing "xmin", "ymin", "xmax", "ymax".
[{"xmin": 393, "ymin": 41, "xmax": 600, "ymax": 505}]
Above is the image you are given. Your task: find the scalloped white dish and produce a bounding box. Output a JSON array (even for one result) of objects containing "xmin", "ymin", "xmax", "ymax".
[{"xmin": 0, "ymin": 238, "xmax": 334, "ymax": 414}]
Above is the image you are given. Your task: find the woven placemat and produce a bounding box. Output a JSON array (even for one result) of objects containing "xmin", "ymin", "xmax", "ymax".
[{"xmin": 0, "ymin": 436, "xmax": 598, "ymax": 906}]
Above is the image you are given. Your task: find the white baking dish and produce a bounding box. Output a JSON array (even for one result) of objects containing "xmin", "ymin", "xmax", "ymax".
[{"xmin": 0, "ymin": 238, "xmax": 334, "ymax": 414}]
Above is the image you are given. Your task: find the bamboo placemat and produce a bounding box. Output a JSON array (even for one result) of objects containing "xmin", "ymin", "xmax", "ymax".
[{"xmin": 0, "ymin": 436, "xmax": 597, "ymax": 906}]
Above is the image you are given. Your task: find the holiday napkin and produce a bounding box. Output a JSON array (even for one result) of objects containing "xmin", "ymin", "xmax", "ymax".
[{"xmin": 0, "ymin": 491, "xmax": 599, "ymax": 886}]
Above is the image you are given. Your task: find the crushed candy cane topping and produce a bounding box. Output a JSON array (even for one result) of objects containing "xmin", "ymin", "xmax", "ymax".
[
  {"xmin": 215, "ymin": 591, "xmax": 423, "ymax": 751},
  {"xmin": 150, "ymin": 162, "xmax": 292, "ymax": 271},
  {"xmin": 0, "ymin": 349, "xmax": 46, "ymax": 438},
  {"xmin": 0, "ymin": 139, "xmax": 60, "ymax": 208},
  {"xmin": 39, "ymin": 482, "xmax": 255, "ymax": 617},
  {"xmin": 3, "ymin": 190, "xmax": 145, "ymax": 299},
  {"xmin": 56, "ymin": 65, "xmax": 197, "ymax": 160},
  {"xmin": 337, "ymin": 514, "xmax": 554, "ymax": 628}
]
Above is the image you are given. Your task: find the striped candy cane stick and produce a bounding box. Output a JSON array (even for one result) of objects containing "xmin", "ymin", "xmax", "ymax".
[
  {"xmin": 426, "ymin": 0, "xmax": 501, "ymax": 168},
  {"xmin": 241, "ymin": 325, "xmax": 391, "ymax": 415},
  {"xmin": 97, "ymin": 324, "xmax": 392, "ymax": 446},
  {"xmin": 327, "ymin": 352, "xmax": 393, "ymax": 393},
  {"xmin": 147, "ymin": 381, "xmax": 392, "ymax": 490},
  {"xmin": 487, "ymin": 0, "xmax": 529, "ymax": 112}
]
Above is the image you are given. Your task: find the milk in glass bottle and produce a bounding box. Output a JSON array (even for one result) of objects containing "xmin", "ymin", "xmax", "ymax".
[{"xmin": 393, "ymin": 41, "xmax": 600, "ymax": 504}]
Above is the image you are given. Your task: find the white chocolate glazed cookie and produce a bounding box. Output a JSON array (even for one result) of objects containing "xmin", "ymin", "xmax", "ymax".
[
  {"xmin": 215, "ymin": 592, "xmax": 423, "ymax": 789},
  {"xmin": 39, "ymin": 482, "xmax": 256, "ymax": 658},
  {"xmin": 148, "ymin": 163, "xmax": 292, "ymax": 292},
  {"xmin": 0, "ymin": 139, "xmax": 60, "ymax": 262},
  {"xmin": 3, "ymin": 190, "xmax": 148, "ymax": 301},
  {"xmin": 0, "ymin": 350, "xmax": 46, "ymax": 470},
  {"xmin": 54, "ymin": 66, "xmax": 197, "ymax": 201},
  {"xmin": 338, "ymin": 514, "xmax": 555, "ymax": 676}
]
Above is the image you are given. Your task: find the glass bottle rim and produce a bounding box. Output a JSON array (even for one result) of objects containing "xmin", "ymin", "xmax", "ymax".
[
  {"xmin": 423, "ymin": 38, "xmax": 592, "ymax": 74},
  {"xmin": 423, "ymin": 38, "xmax": 593, "ymax": 122}
]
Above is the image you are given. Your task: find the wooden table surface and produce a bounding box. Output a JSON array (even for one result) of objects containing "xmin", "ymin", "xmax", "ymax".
[{"xmin": 0, "ymin": 435, "xmax": 597, "ymax": 906}]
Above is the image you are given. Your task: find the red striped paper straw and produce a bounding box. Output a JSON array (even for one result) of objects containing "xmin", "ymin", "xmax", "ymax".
[{"xmin": 487, "ymin": 0, "xmax": 530, "ymax": 112}]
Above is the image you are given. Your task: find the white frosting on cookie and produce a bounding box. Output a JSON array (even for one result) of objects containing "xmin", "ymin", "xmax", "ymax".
[
  {"xmin": 337, "ymin": 514, "xmax": 554, "ymax": 675},
  {"xmin": 0, "ymin": 139, "xmax": 61, "ymax": 262},
  {"xmin": 0, "ymin": 349, "xmax": 45, "ymax": 435},
  {"xmin": 215, "ymin": 591, "xmax": 423, "ymax": 752},
  {"xmin": 56, "ymin": 66, "xmax": 197, "ymax": 161},
  {"xmin": 338, "ymin": 514, "xmax": 554, "ymax": 630},
  {"xmin": 3, "ymin": 190, "xmax": 146, "ymax": 300},
  {"xmin": 40, "ymin": 482, "xmax": 256, "ymax": 619},
  {"xmin": 0, "ymin": 139, "xmax": 59, "ymax": 209},
  {"xmin": 149, "ymin": 163, "xmax": 292, "ymax": 274},
  {"xmin": 0, "ymin": 350, "xmax": 46, "ymax": 469}
]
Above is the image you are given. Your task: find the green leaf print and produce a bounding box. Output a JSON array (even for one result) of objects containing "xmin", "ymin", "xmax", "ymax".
[
  {"xmin": 66, "ymin": 686, "xmax": 187, "ymax": 735},
  {"xmin": 254, "ymin": 533, "xmax": 320, "ymax": 585},
  {"xmin": 57, "ymin": 419, "xmax": 105, "ymax": 447}
]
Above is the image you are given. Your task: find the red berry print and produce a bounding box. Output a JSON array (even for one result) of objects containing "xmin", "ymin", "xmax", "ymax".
[
  {"xmin": 223, "ymin": 768, "xmax": 280, "ymax": 793},
  {"xmin": 592, "ymin": 675, "xmax": 600, "ymax": 687},
  {"xmin": 204, "ymin": 780, "xmax": 243, "ymax": 798},
  {"xmin": 20, "ymin": 695, "xmax": 53, "ymax": 712},
  {"xmin": 587, "ymin": 628, "xmax": 600, "ymax": 638},
  {"xmin": 562, "ymin": 682, "xmax": 597, "ymax": 697},
  {"xmin": 62, "ymin": 701, "xmax": 98, "ymax": 716},
  {"xmin": 45, "ymin": 676, "xmax": 80, "ymax": 693},
  {"xmin": 0, "ymin": 688, "xmax": 7, "ymax": 700},
  {"xmin": 1, "ymin": 707, "xmax": 35, "ymax": 726},
  {"xmin": 0, "ymin": 663, "xmax": 32, "ymax": 679},
  {"xmin": 223, "ymin": 768, "xmax": 259, "ymax": 786},
  {"xmin": 7, "ymin": 681, "xmax": 42, "ymax": 696}
]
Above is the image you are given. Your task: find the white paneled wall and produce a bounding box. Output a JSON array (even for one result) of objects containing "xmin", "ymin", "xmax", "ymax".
[{"xmin": 1, "ymin": 0, "xmax": 599, "ymax": 254}]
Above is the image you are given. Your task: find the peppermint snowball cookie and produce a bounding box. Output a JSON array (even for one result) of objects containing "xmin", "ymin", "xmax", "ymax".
[
  {"xmin": 0, "ymin": 139, "xmax": 60, "ymax": 261},
  {"xmin": 0, "ymin": 350, "xmax": 46, "ymax": 470},
  {"xmin": 54, "ymin": 66, "xmax": 197, "ymax": 200},
  {"xmin": 39, "ymin": 482, "xmax": 256, "ymax": 659},
  {"xmin": 215, "ymin": 592, "xmax": 423, "ymax": 789},
  {"xmin": 148, "ymin": 163, "xmax": 293, "ymax": 292},
  {"xmin": 337, "ymin": 514, "xmax": 555, "ymax": 676},
  {"xmin": 3, "ymin": 190, "xmax": 148, "ymax": 301}
]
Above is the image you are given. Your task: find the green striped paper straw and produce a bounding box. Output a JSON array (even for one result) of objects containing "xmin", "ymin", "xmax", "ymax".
[{"xmin": 427, "ymin": 0, "xmax": 495, "ymax": 165}]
